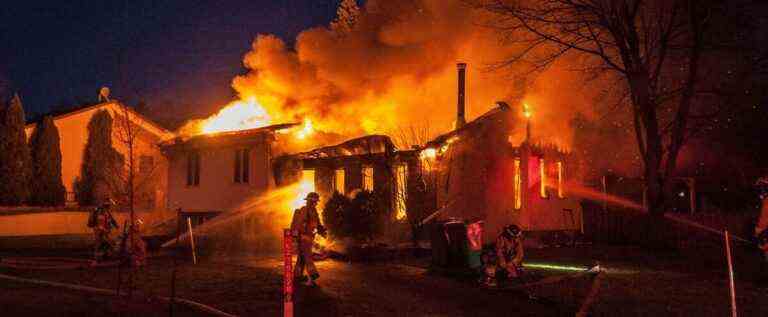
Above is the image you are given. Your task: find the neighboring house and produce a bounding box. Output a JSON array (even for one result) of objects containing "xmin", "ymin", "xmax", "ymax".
[{"xmin": 24, "ymin": 101, "xmax": 174, "ymax": 210}]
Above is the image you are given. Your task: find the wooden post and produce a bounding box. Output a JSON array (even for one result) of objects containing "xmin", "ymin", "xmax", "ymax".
[
  {"xmin": 284, "ymin": 229, "xmax": 294, "ymax": 317},
  {"xmin": 601, "ymin": 175, "xmax": 608, "ymax": 212},
  {"xmin": 187, "ymin": 218, "xmax": 198, "ymax": 265},
  {"xmin": 169, "ymin": 210, "xmax": 181, "ymax": 317},
  {"xmin": 725, "ymin": 230, "xmax": 738, "ymax": 317}
]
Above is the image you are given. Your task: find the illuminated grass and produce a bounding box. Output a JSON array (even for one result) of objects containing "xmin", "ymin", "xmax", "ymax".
[{"xmin": 522, "ymin": 262, "xmax": 589, "ymax": 272}]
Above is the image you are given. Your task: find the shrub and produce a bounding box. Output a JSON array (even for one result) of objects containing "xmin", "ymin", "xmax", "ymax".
[
  {"xmin": 322, "ymin": 192, "xmax": 351, "ymax": 239},
  {"xmin": 347, "ymin": 190, "xmax": 389, "ymax": 242}
]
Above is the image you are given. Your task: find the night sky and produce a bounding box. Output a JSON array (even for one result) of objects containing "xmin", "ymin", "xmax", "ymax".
[{"xmin": 1, "ymin": 0, "xmax": 340, "ymax": 120}]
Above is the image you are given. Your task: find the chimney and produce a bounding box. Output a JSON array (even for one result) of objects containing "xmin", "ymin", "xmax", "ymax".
[{"xmin": 456, "ymin": 63, "xmax": 467, "ymax": 129}]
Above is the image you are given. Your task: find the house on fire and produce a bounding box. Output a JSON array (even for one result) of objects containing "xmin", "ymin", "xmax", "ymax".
[
  {"xmin": 272, "ymin": 135, "xmax": 419, "ymax": 220},
  {"xmin": 157, "ymin": 62, "xmax": 581, "ymax": 241},
  {"xmin": 6, "ymin": 64, "xmax": 579, "ymax": 244},
  {"xmin": 420, "ymin": 102, "xmax": 582, "ymax": 241},
  {"xmin": 160, "ymin": 123, "xmax": 299, "ymax": 213}
]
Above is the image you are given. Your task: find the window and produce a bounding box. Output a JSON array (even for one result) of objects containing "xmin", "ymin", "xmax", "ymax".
[
  {"xmin": 186, "ymin": 152, "xmax": 200, "ymax": 186},
  {"xmin": 301, "ymin": 169, "xmax": 316, "ymax": 192},
  {"xmin": 514, "ymin": 158, "xmax": 522, "ymax": 209},
  {"xmin": 394, "ymin": 164, "xmax": 407, "ymax": 220},
  {"xmin": 362, "ymin": 166, "xmax": 374, "ymax": 191},
  {"xmin": 540, "ymin": 158, "xmax": 548, "ymax": 198},
  {"xmin": 557, "ymin": 161, "xmax": 565, "ymax": 198},
  {"xmin": 334, "ymin": 168, "xmax": 345, "ymax": 194},
  {"xmin": 234, "ymin": 148, "xmax": 250, "ymax": 183},
  {"xmin": 139, "ymin": 155, "xmax": 154, "ymax": 175}
]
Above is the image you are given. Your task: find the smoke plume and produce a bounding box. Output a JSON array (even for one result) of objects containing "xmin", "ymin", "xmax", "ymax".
[{"xmin": 225, "ymin": 0, "xmax": 601, "ymax": 148}]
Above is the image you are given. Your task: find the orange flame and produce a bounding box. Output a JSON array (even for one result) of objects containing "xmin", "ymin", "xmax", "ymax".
[
  {"xmin": 294, "ymin": 118, "xmax": 315, "ymax": 140},
  {"xmin": 195, "ymin": 98, "xmax": 272, "ymax": 135}
]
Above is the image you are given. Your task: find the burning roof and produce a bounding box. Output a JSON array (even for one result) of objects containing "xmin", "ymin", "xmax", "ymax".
[
  {"xmin": 291, "ymin": 134, "xmax": 396, "ymax": 159},
  {"xmin": 161, "ymin": 122, "xmax": 299, "ymax": 152},
  {"xmin": 425, "ymin": 101, "xmax": 510, "ymax": 149}
]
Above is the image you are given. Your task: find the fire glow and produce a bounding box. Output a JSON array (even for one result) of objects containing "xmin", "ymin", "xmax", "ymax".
[{"xmin": 199, "ymin": 98, "xmax": 272, "ymax": 134}]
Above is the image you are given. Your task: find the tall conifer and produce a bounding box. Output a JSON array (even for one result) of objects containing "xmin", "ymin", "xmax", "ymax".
[
  {"xmin": 29, "ymin": 116, "xmax": 66, "ymax": 206},
  {"xmin": 0, "ymin": 94, "xmax": 32, "ymax": 205}
]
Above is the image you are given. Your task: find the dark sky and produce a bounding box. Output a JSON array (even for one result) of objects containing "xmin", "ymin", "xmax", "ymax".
[{"xmin": 0, "ymin": 0, "xmax": 340, "ymax": 120}]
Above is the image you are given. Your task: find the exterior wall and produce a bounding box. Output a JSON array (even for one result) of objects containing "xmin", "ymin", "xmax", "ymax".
[
  {"xmin": 518, "ymin": 149, "xmax": 582, "ymax": 232},
  {"xmin": 430, "ymin": 111, "xmax": 582, "ymax": 241},
  {"xmin": 25, "ymin": 102, "xmax": 173, "ymax": 209},
  {"xmin": 0, "ymin": 209, "xmax": 175, "ymax": 237},
  {"xmin": 166, "ymin": 136, "xmax": 272, "ymax": 212}
]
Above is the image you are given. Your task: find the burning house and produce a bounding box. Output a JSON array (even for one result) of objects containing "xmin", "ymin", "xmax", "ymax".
[
  {"xmin": 420, "ymin": 102, "xmax": 581, "ymax": 241},
  {"xmin": 160, "ymin": 123, "xmax": 299, "ymax": 214},
  {"xmin": 416, "ymin": 64, "xmax": 582, "ymax": 241},
  {"xmin": 157, "ymin": 62, "xmax": 581, "ymax": 243},
  {"xmin": 272, "ymin": 135, "xmax": 419, "ymax": 221}
]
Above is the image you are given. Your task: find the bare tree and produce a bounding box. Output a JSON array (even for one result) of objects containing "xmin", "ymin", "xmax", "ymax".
[
  {"xmin": 472, "ymin": 0, "xmax": 743, "ymax": 217},
  {"xmin": 108, "ymin": 103, "xmax": 161, "ymax": 232}
]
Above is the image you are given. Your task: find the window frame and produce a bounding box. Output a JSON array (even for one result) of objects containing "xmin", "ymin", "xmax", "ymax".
[
  {"xmin": 186, "ymin": 151, "xmax": 201, "ymax": 187},
  {"xmin": 233, "ymin": 148, "xmax": 251, "ymax": 184}
]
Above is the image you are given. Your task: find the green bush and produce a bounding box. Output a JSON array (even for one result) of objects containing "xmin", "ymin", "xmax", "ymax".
[
  {"xmin": 322, "ymin": 190, "xmax": 392, "ymax": 243},
  {"xmin": 322, "ymin": 192, "xmax": 350, "ymax": 239},
  {"xmin": 347, "ymin": 190, "xmax": 389, "ymax": 242}
]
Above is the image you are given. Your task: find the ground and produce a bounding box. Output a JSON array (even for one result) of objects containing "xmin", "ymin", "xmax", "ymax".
[{"xmin": 1, "ymin": 244, "xmax": 767, "ymax": 316}]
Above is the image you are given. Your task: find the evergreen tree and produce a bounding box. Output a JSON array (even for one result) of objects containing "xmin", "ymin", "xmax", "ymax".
[
  {"xmin": 75, "ymin": 109, "xmax": 123, "ymax": 206},
  {"xmin": 0, "ymin": 94, "xmax": 32, "ymax": 205},
  {"xmin": 29, "ymin": 116, "xmax": 66, "ymax": 206}
]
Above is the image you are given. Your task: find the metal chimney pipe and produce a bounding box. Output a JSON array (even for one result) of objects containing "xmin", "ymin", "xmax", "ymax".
[{"xmin": 456, "ymin": 63, "xmax": 467, "ymax": 129}]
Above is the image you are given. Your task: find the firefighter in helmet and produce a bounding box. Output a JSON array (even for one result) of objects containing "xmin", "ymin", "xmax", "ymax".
[
  {"xmin": 290, "ymin": 192, "xmax": 327, "ymax": 286},
  {"xmin": 483, "ymin": 224, "xmax": 525, "ymax": 286},
  {"xmin": 87, "ymin": 199, "xmax": 118, "ymax": 262}
]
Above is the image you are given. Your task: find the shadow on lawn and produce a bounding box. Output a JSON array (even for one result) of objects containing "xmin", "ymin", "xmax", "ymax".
[{"xmin": 294, "ymin": 285, "xmax": 340, "ymax": 316}]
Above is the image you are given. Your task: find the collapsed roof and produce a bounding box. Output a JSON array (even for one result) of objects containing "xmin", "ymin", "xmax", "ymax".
[{"xmin": 290, "ymin": 134, "xmax": 396, "ymax": 159}]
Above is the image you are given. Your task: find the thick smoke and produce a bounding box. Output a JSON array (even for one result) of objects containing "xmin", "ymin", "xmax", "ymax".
[{"xmin": 229, "ymin": 0, "xmax": 600, "ymax": 147}]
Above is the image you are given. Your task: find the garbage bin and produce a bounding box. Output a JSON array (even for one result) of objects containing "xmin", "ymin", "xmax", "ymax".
[{"xmin": 430, "ymin": 219, "xmax": 468, "ymax": 268}]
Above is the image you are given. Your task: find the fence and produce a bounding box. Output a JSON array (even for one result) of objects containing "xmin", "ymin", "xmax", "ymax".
[{"xmin": 582, "ymin": 201, "xmax": 757, "ymax": 249}]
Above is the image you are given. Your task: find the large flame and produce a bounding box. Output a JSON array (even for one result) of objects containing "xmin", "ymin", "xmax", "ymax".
[
  {"xmin": 176, "ymin": 0, "xmax": 619, "ymax": 166},
  {"xmin": 199, "ymin": 98, "xmax": 272, "ymax": 134}
]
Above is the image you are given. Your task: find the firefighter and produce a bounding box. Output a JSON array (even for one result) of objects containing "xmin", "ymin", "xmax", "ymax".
[
  {"xmin": 291, "ymin": 192, "xmax": 327, "ymax": 286},
  {"xmin": 483, "ymin": 224, "xmax": 525, "ymax": 287},
  {"xmin": 88, "ymin": 200, "xmax": 118, "ymax": 262}
]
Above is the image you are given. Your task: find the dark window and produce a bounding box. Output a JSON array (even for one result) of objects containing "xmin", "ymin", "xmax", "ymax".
[
  {"xmin": 187, "ymin": 152, "xmax": 200, "ymax": 186},
  {"xmin": 234, "ymin": 148, "xmax": 250, "ymax": 183}
]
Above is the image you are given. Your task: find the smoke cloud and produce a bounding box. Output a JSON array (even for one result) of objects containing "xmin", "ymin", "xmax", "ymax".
[{"xmin": 227, "ymin": 0, "xmax": 601, "ymax": 148}]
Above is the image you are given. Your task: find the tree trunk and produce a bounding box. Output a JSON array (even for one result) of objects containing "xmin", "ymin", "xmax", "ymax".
[{"xmin": 627, "ymin": 67, "xmax": 666, "ymax": 217}]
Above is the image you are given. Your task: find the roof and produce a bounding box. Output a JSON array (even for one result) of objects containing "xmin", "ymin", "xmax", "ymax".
[
  {"xmin": 291, "ymin": 134, "xmax": 396, "ymax": 159},
  {"xmin": 25, "ymin": 101, "xmax": 175, "ymax": 140},
  {"xmin": 425, "ymin": 101, "xmax": 511, "ymax": 148},
  {"xmin": 161, "ymin": 122, "xmax": 300, "ymax": 152}
]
